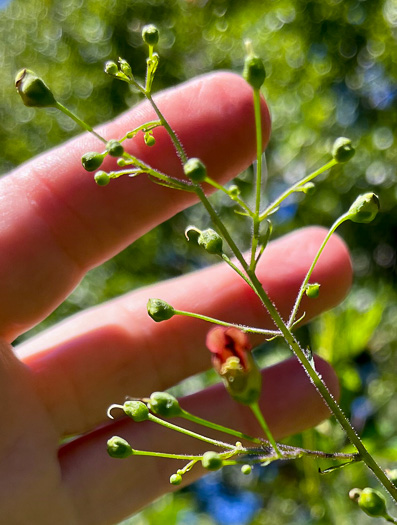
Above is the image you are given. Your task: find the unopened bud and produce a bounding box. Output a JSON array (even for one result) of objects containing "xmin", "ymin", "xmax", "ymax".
[
  {"xmin": 348, "ymin": 193, "xmax": 380, "ymax": 223},
  {"xmin": 118, "ymin": 58, "xmax": 133, "ymax": 79},
  {"xmin": 241, "ymin": 464, "xmax": 252, "ymax": 475},
  {"xmin": 198, "ymin": 228, "xmax": 223, "ymax": 255},
  {"xmin": 183, "ymin": 158, "xmax": 207, "ymax": 183},
  {"xmin": 15, "ymin": 69, "xmax": 57, "ymax": 108},
  {"xmin": 301, "ymin": 182, "xmax": 316, "ymax": 195},
  {"xmin": 104, "ymin": 61, "xmax": 119, "ymax": 76},
  {"xmin": 107, "ymin": 436, "xmax": 133, "ymax": 458},
  {"xmin": 357, "ymin": 488, "xmax": 389, "ymax": 519},
  {"xmin": 106, "ymin": 140, "xmax": 124, "ymax": 157},
  {"xmin": 147, "ymin": 298, "xmax": 175, "ymax": 322},
  {"xmin": 94, "ymin": 171, "xmax": 110, "ymax": 186},
  {"xmin": 202, "ymin": 451, "xmax": 223, "ymax": 471},
  {"xmin": 332, "ymin": 137, "xmax": 355, "ymax": 163},
  {"xmin": 148, "ymin": 392, "xmax": 182, "ymax": 418},
  {"xmin": 123, "ymin": 400, "xmax": 149, "ymax": 422},
  {"xmin": 305, "ymin": 283, "xmax": 320, "ymax": 299},
  {"xmin": 142, "ymin": 24, "xmax": 159, "ymax": 46},
  {"xmin": 144, "ymin": 132, "xmax": 156, "ymax": 146},
  {"xmin": 82, "ymin": 151, "xmax": 104, "ymax": 172},
  {"xmin": 243, "ymin": 55, "xmax": 266, "ymax": 90},
  {"xmin": 170, "ymin": 473, "xmax": 182, "ymax": 485}
]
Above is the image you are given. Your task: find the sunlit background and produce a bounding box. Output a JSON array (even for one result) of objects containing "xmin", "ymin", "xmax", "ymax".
[{"xmin": 1, "ymin": 0, "xmax": 397, "ymax": 523}]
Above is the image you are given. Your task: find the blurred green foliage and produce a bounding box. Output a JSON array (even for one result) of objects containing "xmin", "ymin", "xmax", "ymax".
[{"xmin": 1, "ymin": 0, "xmax": 397, "ymax": 523}]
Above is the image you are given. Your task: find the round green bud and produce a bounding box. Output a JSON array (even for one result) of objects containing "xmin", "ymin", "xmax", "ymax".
[
  {"xmin": 198, "ymin": 228, "xmax": 223, "ymax": 255},
  {"xmin": 228, "ymin": 185, "xmax": 241, "ymax": 198},
  {"xmin": 94, "ymin": 171, "xmax": 110, "ymax": 186},
  {"xmin": 358, "ymin": 488, "xmax": 388, "ymax": 518},
  {"xmin": 142, "ymin": 24, "xmax": 159, "ymax": 46},
  {"xmin": 305, "ymin": 283, "xmax": 320, "ymax": 299},
  {"xmin": 241, "ymin": 464, "xmax": 252, "ymax": 475},
  {"xmin": 202, "ymin": 451, "xmax": 223, "ymax": 471},
  {"xmin": 107, "ymin": 436, "xmax": 133, "ymax": 459},
  {"xmin": 123, "ymin": 400, "xmax": 150, "ymax": 422},
  {"xmin": 15, "ymin": 69, "xmax": 57, "ymax": 108},
  {"xmin": 170, "ymin": 473, "xmax": 182, "ymax": 485},
  {"xmin": 147, "ymin": 298, "xmax": 175, "ymax": 322},
  {"xmin": 348, "ymin": 193, "xmax": 380, "ymax": 224},
  {"xmin": 82, "ymin": 151, "xmax": 104, "ymax": 172},
  {"xmin": 243, "ymin": 55, "xmax": 266, "ymax": 90},
  {"xmin": 106, "ymin": 139, "xmax": 124, "ymax": 157},
  {"xmin": 301, "ymin": 182, "xmax": 316, "ymax": 195},
  {"xmin": 332, "ymin": 137, "xmax": 355, "ymax": 163},
  {"xmin": 104, "ymin": 61, "xmax": 119, "ymax": 76},
  {"xmin": 183, "ymin": 158, "xmax": 207, "ymax": 183},
  {"xmin": 144, "ymin": 132, "xmax": 156, "ymax": 147},
  {"xmin": 148, "ymin": 392, "xmax": 182, "ymax": 418},
  {"xmin": 118, "ymin": 58, "xmax": 132, "ymax": 78}
]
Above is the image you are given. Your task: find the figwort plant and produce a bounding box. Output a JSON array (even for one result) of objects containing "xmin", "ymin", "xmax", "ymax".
[{"xmin": 15, "ymin": 24, "xmax": 396, "ymax": 523}]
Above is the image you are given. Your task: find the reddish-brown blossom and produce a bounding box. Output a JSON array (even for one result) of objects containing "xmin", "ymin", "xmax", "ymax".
[
  {"xmin": 205, "ymin": 326, "xmax": 261, "ymax": 405},
  {"xmin": 206, "ymin": 326, "xmax": 252, "ymax": 373}
]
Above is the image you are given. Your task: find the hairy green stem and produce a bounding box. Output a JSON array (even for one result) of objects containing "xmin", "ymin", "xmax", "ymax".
[
  {"xmin": 250, "ymin": 401, "xmax": 282, "ymax": 458},
  {"xmin": 147, "ymin": 413, "xmax": 234, "ymax": 450},
  {"xmin": 55, "ymin": 102, "xmax": 106, "ymax": 144},
  {"xmin": 250, "ymin": 88, "xmax": 263, "ymax": 270},
  {"xmin": 259, "ymin": 159, "xmax": 337, "ymax": 221},
  {"xmin": 288, "ymin": 213, "xmax": 349, "ymax": 328}
]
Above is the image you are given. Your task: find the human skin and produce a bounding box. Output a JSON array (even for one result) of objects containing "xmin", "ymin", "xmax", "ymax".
[{"xmin": 0, "ymin": 72, "xmax": 352, "ymax": 524}]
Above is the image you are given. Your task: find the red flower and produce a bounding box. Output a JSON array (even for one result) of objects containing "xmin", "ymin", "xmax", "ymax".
[
  {"xmin": 205, "ymin": 326, "xmax": 261, "ymax": 405},
  {"xmin": 206, "ymin": 326, "xmax": 252, "ymax": 373}
]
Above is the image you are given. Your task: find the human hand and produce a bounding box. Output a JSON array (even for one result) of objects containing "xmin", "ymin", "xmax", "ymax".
[{"xmin": 0, "ymin": 72, "xmax": 351, "ymax": 524}]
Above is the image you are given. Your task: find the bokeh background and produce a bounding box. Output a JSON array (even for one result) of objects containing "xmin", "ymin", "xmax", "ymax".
[{"xmin": 1, "ymin": 0, "xmax": 397, "ymax": 523}]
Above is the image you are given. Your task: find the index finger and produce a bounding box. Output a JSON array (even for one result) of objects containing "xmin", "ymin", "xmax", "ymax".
[{"xmin": 0, "ymin": 72, "xmax": 270, "ymax": 342}]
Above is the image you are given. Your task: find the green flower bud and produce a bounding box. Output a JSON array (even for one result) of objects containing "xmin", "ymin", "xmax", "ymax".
[
  {"xmin": 15, "ymin": 69, "xmax": 57, "ymax": 108},
  {"xmin": 332, "ymin": 137, "xmax": 355, "ymax": 163},
  {"xmin": 170, "ymin": 473, "xmax": 182, "ymax": 485},
  {"xmin": 106, "ymin": 139, "xmax": 124, "ymax": 157},
  {"xmin": 241, "ymin": 464, "xmax": 252, "ymax": 475},
  {"xmin": 107, "ymin": 436, "xmax": 133, "ymax": 458},
  {"xmin": 94, "ymin": 171, "xmax": 110, "ymax": 186},
  {"xmin": 118, "ymin": 58, "xmax": 132, "ymax": 79},
  {"xmin": 198, "ymin": 229, "xmax": 223, "ymax": 255},
  {"xmin": 148, "ymin": 392, "xmax": 182, "ymax": 418},
  {"xmin": 123, "ymin": 400, "xmax": 150, "ymax": 422},
  {"xmin": 147, "ymin": 298, "xmax": 175, "ymax": 322},
  {"xmin": 183, "ymin": 158, "xmax": 207, "ymax": 183},
  {"xmin": 228, "ymin": 185, "xmax": 241, "ymax": 198},
  {"xmin": 358, "ymin": 488, "xmax": 389, "ymax": 519},
  {"xmin": 305, "ymin": 283, "xmax": 320, "ymax": 299},
  {"xmin": 301, "ymin": 182, "xmax": 316, "ymax": 195},
  {"xmin": 144, "ymin": 132, "xmax": 156, "ymax": 147},
  {"xmin": 104, "ymin": 61, "xmax": 119, "ymax": 76},
  {"xmin": 202, "ymin": 451, "xmax": 223, "ymax": 471},
  {"xmin": 348, "ymin": 193, "xmax": 380, "ymax": 224},
  {"xmin": 81, "ymin": 151, "xmax": 104, "ymax": 172},
  {"xmin": 142, "ymin": 24, "xmax": 159, "ymax": 46},
  {"xmin": 243, "ymin": 55, "xmax": 266, "ymax": 90}
]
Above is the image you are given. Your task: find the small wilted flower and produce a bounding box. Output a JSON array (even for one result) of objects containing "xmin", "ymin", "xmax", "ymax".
[{"xmin": 206, "ymin": 326, "xmax": 261, "ymax": 405}]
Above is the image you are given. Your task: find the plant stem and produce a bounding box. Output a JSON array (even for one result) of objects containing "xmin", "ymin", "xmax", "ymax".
[
  {"xmin": 55, "ymin": 102, "xmax": 106, "ymax": 144},
  {"xmin": 250, "ymin": 401, "xmax": 282, "ymax": 458},
  {"xmin": 146, "ymin": 93, "xmax": 187, "ymax": 164},
  {"xmin": 180, "ymin": 410, "xmax": 262, "ymax": 444},
  {"xmin": 288, "ymin": 213, "xmax": 349, "ymax": 327},
  {"xmin": 173, "ymin": 308, "xmax": 280, "ymax": 337},
  {"xmin": 250, "ymin": 88, "xmax": 264, "ymax": 270},
  {"xmin": 147, "ymin": 413, "xmax": 234, "ymax": 450},
  {"xmin": 259, "ymin": 159, "xmax": 337, "ymax": 221}
]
